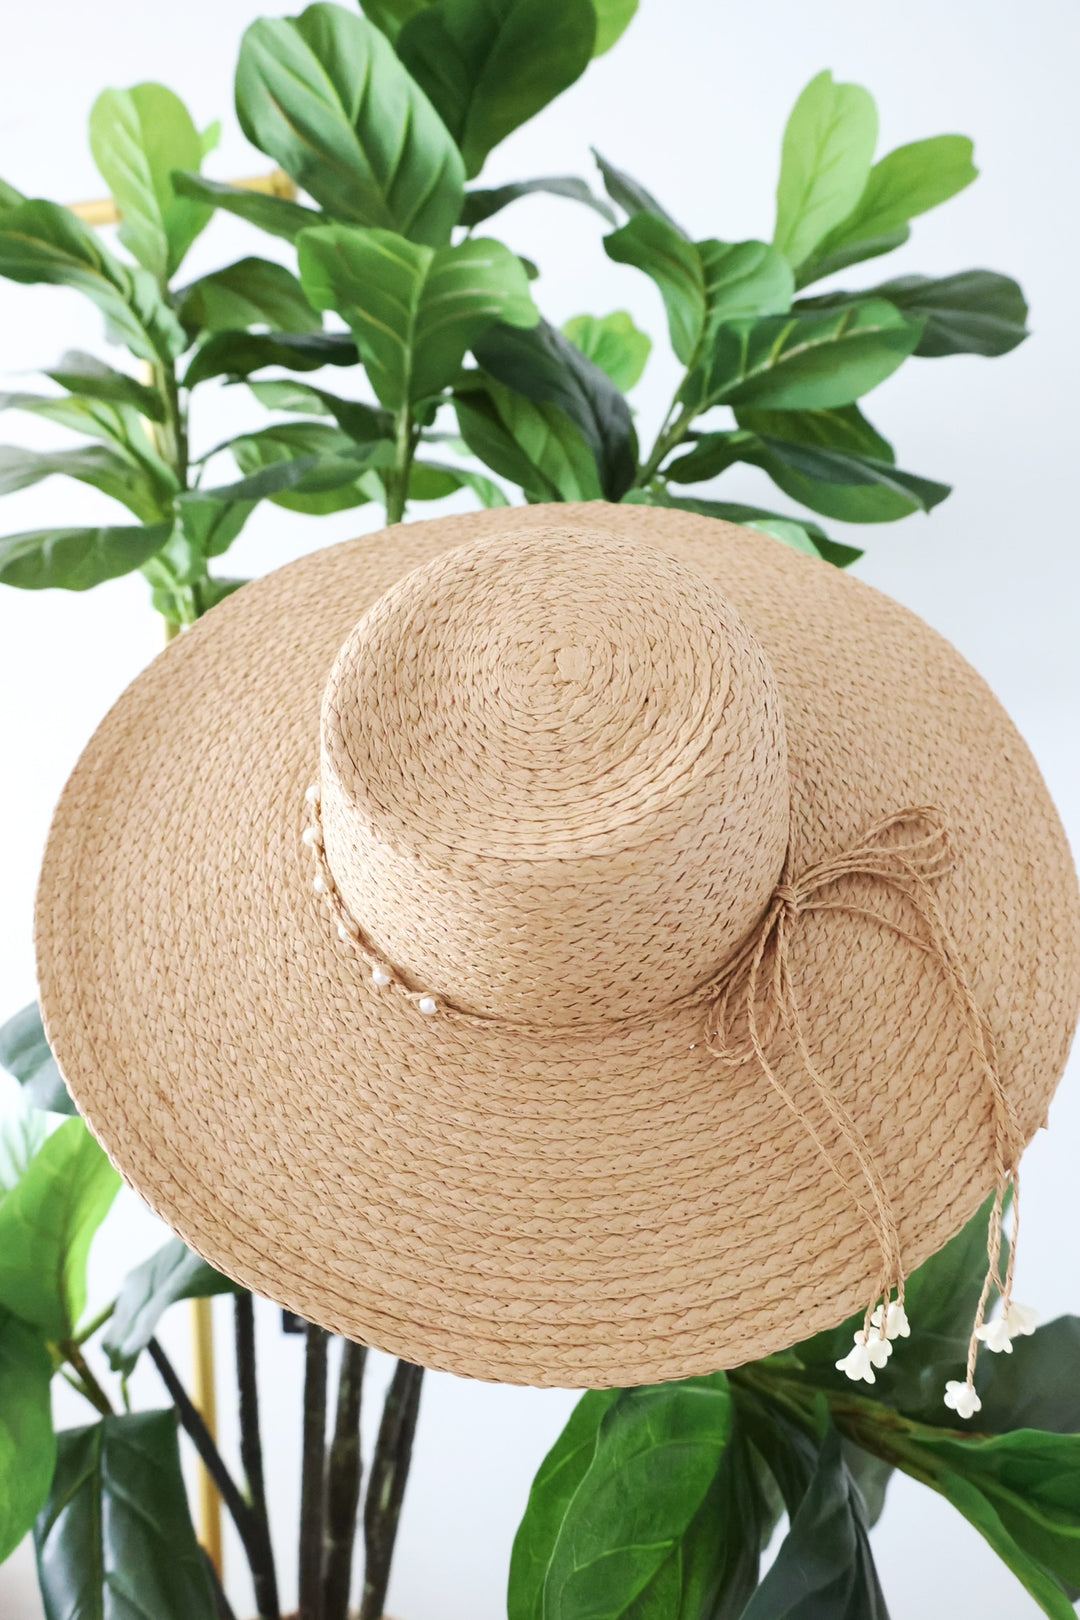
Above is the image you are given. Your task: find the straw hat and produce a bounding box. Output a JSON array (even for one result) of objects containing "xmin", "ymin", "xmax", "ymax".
[{"xmin": 35, "ymin": 504, "xmax": 1080, "ymax": 1389}]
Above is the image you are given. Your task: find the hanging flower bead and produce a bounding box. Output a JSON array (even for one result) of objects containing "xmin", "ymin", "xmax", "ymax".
[
  {"xmin": 976, "ymin": 1316, "xmax": 1014, "ymax": 1354},
  {"xmin": 866, "ymin": 1329, "xmax": 893, "ymax": 1370},
  {"xmin": 1004, "ymin": 1301, "xmax": 1038, "ymax": 1338},
  {"xmin": 836, "ymin": 1338, "xmax": 876, "ymax": 1384},
  {"xmin": 944, "ymin": 1380, "xmax": 982, "ymax": 1420},
  {"xmin": 871, "ymin": 1299, "xmax": 911, "ymax": 1341}
]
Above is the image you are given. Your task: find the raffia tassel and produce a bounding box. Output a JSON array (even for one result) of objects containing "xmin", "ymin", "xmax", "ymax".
[{"xmin": 946, "ymin": 1168, "xmax": 1038, "ymax": 1421}]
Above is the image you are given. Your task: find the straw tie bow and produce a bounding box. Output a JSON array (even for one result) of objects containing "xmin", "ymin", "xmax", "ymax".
[{"xmin": 703, "ymin": 806, "xmax": 1027, "ymax": 1412}]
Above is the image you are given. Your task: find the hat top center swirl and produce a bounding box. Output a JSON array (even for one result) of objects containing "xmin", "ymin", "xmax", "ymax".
[{"xmin": 319, "ymin": 524, "xmax": 790, "ymax": 1024}]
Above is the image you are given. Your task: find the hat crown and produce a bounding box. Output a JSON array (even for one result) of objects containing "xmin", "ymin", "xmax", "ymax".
[{"xmin": 319, "ymin": 525, "xmax": 789, "ymax": 1024}]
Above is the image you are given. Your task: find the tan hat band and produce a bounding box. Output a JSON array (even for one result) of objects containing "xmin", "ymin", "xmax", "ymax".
[{"xmin": 306, "ymin": 789, "xmax": 1025, "ymax": 1400}]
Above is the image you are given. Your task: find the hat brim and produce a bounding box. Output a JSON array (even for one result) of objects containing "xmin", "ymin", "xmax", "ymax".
[{"xmin": 35, "ymin": 504, "xmax": 1080, "ymax": 1386}]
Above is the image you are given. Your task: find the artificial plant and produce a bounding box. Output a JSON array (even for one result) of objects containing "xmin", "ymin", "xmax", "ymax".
[{"xmin": 1, "ymin": 3, "xmax": 1075, "ymax": 1618}]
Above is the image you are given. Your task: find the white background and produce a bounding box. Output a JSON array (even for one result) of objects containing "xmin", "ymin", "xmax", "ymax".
[{"xmin": 1, "ymin": 0, "xmax": 1078, "ymax": 1615}]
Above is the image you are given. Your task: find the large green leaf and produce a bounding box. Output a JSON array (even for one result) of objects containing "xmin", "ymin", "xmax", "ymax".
[
  {"xmin": 0, "ymin": 1117, "xmax": 119, "ymax": 1338},
  {"xmin": 227, "ymin": 420, "xmax": 391, "ymax": 512},
  {"xmin": 183, "ymin": 328, "xmax": 359, "ymax": 387},
  {"xmin": 173, "ymin": 493, "xmax": 255, "ymax": 561},
  {"xmin": 773, "ymin": 71, "xmax": 878, "ymax": 272},
  {"xmin": 976, "ymin": 1317, "xmax": 1080, "ymax": 1435},
  {"xmin": 246, "ymin": 378, "xmax": 394, "ymax": 443},
  {"xmin": 0, "ymin": 200, "xmax": 185, "ymax": 362},
  {"xmin": 397, "ymin": 0, "xmax": 596, "ymax": 179},
  {"xmin": 563, "ymin": 311, "xmax": 650, "ymax": 391},
  {"xmin": 622, "ymin": 487, "xmax": 862, "ymax": 567},
  {"xmin": 360, "ymin": 0, "xmax": 435, "ymax": 40},
  {"xmin": 0, "ymin": 1108, "xmax": 47, "ymax": 1193},
  {"xmin": 88, "ymin": 83, "xmax": 212, "ymax": 283},
  {"xmin": 0, "ymin": 1005, "xmax": 75, "ymax": 1115},
  {"xmin": 741, "ymin": 1427, "xmax": 888, "ymax": 1619},
  {"xmin": 455, "ymin": 372, "xmax": 602, "ymax": 500},
  {"xmin": 591, "ymin": 149, "xmax": 685, "ymax": 234},
  {"xmin": 472, "ymin": 318, "xmax": 636, "ymax": 499},
  {"xmin": 461, "ymin": 175, "xmax": 616, "ymax": 228},
  {"xmin": 0, "ymin": 443, "xmax": 168, "ymax": 523},
  {"xmin": 34, "ymin": 1411, "xmax": 218, "ymax": 1620},
  {"xmin": 172, "ymin": 170, "xmax": 321, "ymax": 241},
  {"xmin": 0, "ymin": 175, "xmax": 27, "ymax": 211},
  {"xmin": 508, "ymin": 1389, "xmax": 620, "ymax": 1620},
  {"xmin": 540, "ymin": 1376, "xmax": 767, "ymax": 1620},
  {"xmin": 174, "ymin": 256, "xmax": 322, "ymax": 338},
  {"xmin": 682, "ymin": 299, "xmax": 922, "ymax": 414},
  {"xmin": 842, "ymin": 271, "xmax": 1028, "ymax": 358},
  {"xmin": 0, "ymin": 1307, "xmax": 55, "ymax": 1564},
  {"xmin": 606, "ymin": 218, "xmax": 793, "ymax": 369},
  {"xmin": 236, "ymin": 2, "xmax": 464, "ymax": 245},
  {"xmin": 0, "ymin": 520, "xmax": 172, "ymax": 592},
  {"xmin": 297, "ymin": 223, "xmax": 537, "ymax": 411},
  {"xmin": 45, "ymin": 350, "xmax": 164, "ymax": 421},
  {"xmin": 592, "ymin": 0, "xmax": 636, "ymax": 54},
  {"xmin": 102, "ymin": 1237, "xmax": 238, "ymax": 1377},
  {"xmin": 407, "ymin": 458, "xmax": 508, "ymax": 505},
  {"xmin": 800, "ymin": 135, "xmax": 977, "ymax": 289}
]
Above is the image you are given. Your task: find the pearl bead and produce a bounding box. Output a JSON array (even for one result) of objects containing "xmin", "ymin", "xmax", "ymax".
[
  {"xmin": 302, "ymin": 825, "xmax": 323, "ymax": 848},
  {"xmin": 305, "ymin": 784, "xmax": 320, "ymax": 804},
  {"xmin": 371, "ymin": 965, "xmax": 392, "ymax": 988},
  {"xmin": 418, "ymin": 995, "xmax": 438, "ymax": 1016},
  {"xmin": 337, "ymin": 923, "xmax": 350, "ymax": 941},
  {"xmin": 313, "ymin": 875, "xmax": 329, "ymax": 894}
]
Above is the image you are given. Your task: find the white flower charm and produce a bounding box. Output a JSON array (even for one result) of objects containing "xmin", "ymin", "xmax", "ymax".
[
  {"xmin": 866, "ymin": 1329, "xmax": 893, "ymax": 1370},
  {"xmin": 944, "ymin": 1380, "xmax": 982, "ymax": 1420},
  {"xmin": 871, "ymin": 1299, "xmax": 911, "ymax": 1341},
  {"xmin": 1005, "ymin": 1301, "xmax": 1038, "ymax": 1338},
  {"xmin": 976, "ymin": 1315, "xmax": 1014, "ymax": 1355},
  {"xmin": 836, "ymin": 1334, "xmax": 880, "ymax": 1384}
]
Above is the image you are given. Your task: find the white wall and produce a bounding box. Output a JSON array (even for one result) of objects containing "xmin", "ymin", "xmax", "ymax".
[{"xmin": 1, "ymin": 0, "xmax": 1078, "ymax": 1615}]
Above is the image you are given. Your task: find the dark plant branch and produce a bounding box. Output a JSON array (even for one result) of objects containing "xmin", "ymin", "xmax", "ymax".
[
  {"xmin": 147, "ymin": 1336, "xmax": 277, "ymax": 1605},
  {"xmin": 359, "ymin": 1359, "xmax": 425, "ymax": 1620},
  {"xmin": 234, "ymin": 1293, "xmax": 281, "ymax": 1620},
  {"xmin": 298, "ymin": 1324, "xmax": 330, "ymax": 1620},
  {"xmin": 59, "ymin": 1339, "xmax": 114, "ymax": 1416},
  {"xmin": 202, "ymin": 1547, "xmax": 240, "ymax": 1620},
  {"xmin": 323, "ymin": 1339, "xmax": 368, "ymax": 1620}
]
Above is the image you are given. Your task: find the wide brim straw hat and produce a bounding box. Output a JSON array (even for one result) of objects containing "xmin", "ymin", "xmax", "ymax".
[{"xmin": 35, "ymin": 503, "xmax": 1080, "ymax": 1388}]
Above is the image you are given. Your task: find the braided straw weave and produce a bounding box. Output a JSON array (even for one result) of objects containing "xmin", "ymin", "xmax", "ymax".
[{"xmin": 34, "ymin": 505, "xmax": 1080, "ymax": 1387}]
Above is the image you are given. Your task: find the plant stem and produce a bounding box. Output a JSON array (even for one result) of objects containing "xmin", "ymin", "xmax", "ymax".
[
  {"xmin": 147, "ymin": 1336, "xmax": 278, "ymax": 1602},
  {"xmin": 635, "ymin": 398, "xmax": 695, "ymax": 488},
  {"xmin": 234, "ymin": 1294, "xmax": 281, "ymax": 1620},
  {"xmin": 73, "ymin": 1300, "xmax": 116, "ymax": 1345},
  {"xmin": 384, "ymin": 408, "xmax": 415, "ymax": 526},
  {"xmin": 322, "ymin": 1339, "xmax": 368, "ymax": 1620},
  {"xmin": 298, "ymin": 1324, "xmax": 330, "ymax": 1620},
  {"xmin": 358, "ymin": 1360, "xmax": 424, "ymax": 1620},
  {"xmin": 59, "ymin": 1339, "xmax": 114, "ymax": 1416}
]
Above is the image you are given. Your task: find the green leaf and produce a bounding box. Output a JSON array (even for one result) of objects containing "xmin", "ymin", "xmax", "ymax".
[
  {"xmin": 621, "ymin": 488, "xmax": 863, "ymax": 566},
  {"xmin": 741, "ymin": 1427, "xmax": 888, "ymax": 1619},
  {"xmin": 508, "ymin": 1388, "xmax": 619, "ymax": 1620},
  {"xmin": 683, "ymin": 299, "xmax": 922, "ymax": 414},
  {"xmin": 200, "ymin": 121, "xmax": 222, "ymax": 158},
  {"xmin": 663, "ymin": 428, "xmax": 759, "ymax": 483},
  {"xmin": 183, "ymin": 328, "xmax": 359, "ymax": 388},
  {"xmin": 563, "ymin": 311, "xmax": 650, "ymax": 391},
  {"xmin": 454, "ymin": 373, "xmax": 601, "ymax": 500},
  {"xmin": 88, "ymin": 83, "xmax": 212, "ymax": 282},
  {"xmin": 227, "ymin": 420, "xmax": 391, "ymax": 513},
  {"xmin": 398, "ymin": 0, "xmax": 596, "ymax": 179},
  {"xmin": 236, "ymin": 2, "xmax": 464, "ymax": 244},
  {"xmin": 820, "ymin": 271, "xmax": 1029, "ymax": 358},
  {"xmin": 297, "ymin": 224, "xmax": 537, "ymax": 411},
  {"xmin": 34, "ymin": 1411, "xmax": 218, "ymax": 1620},
  {"xmin": 591, "ymin": 148, "xmax": 685, "ymax": 234},
  {"xmin": 408, "ymin": 458, "xmax": 509, "ymax": 505},
  {"xmin": 841, "ymin": 1439, "xmax": 893, "ymax": 1529},
  {"xmin": 0, "ymin": 520, "xmax": 173, "ymax": 591},
  {"xmin": 461, "ymin": 176, "xmax": 616, "ymax": 229},
  {"xmin": 246, "ymin": 378, "xmax": 394, "ymax": 442},
  {"xmin": 0, "ymin": 1117, "xmax": 120, "ymax": 1338},
  {"xmin": 976, "ymin": 1317, "xmax": 1080, "ymax": 1435},
  {"xmin": 0, "ymin": 176, "xmax": 27, "ymax": 211},
  {"xmin": 360, "ymin": 0, "xmax": 435, "ymax": 40},
  {"xmin": 542, "ymin": 1376, "xmax": 751, "ymax": 1620},
  {"xmin": 175, "ymin": 256, "xmax": 322, "ymax": 338},
  {"xmin": 0, "ymin": 443, "xmax": 168, "ymax": 523},
  {"xmin": 172, "ymin": 170, "xmax": 321, "ymax": 241},
  {"xmin": 592, "ymin": 0, "xmax": 637, "ymax": 54},
  {"xmin": 102, "ymin": 1237, "xmax": 238, "ymax": 1376},
  {"xmin": 804, "ymin": 135, "xmax": 977, "ymax": 288},
  {"xmin": 605, "ymin": 218, "xmax": 793, "ymax": 367},
  {"xmin": 473, "ymin": 318, "xmax": 637, "ymax": 499},
  {"xmin": 0, "ymin": 1307, "xmax": 55, "ymax": 1565},
  {"xmin": 45, "ymin": 350, "xmax": 164, "ymax": 421},
  {"xmin": 794, "ymin": 227, "xmax": 911, "ymax": 290},
  {"xmin": 0, "ymin": 1107, "xmax": 47, "ymax": 1193},
  {"xmin": 0, "ymin": 200, "xmax": 185, "ymax": 362},
  {"xmin": 0, "ymin": 1005, "xmax": 75, "ymax": 1115},
  {"xmin": 175, "ymin": 494, "xmax": 256, "ymax": 560},
  {"xmin": 773, "ymin": 70, "xmax": 878, "ymax": 272}
]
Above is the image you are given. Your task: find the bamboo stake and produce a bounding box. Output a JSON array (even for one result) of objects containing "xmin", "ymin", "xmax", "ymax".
[
  {"xmin": 192, "ymin": 1296, "xmax": 224, "ymax": 1576},
  {"xmin": 67, "ymin": 168, "xmax": 297, "ymax": 224}
]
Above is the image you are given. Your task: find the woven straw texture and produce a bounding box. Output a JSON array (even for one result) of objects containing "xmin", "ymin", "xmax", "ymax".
[{"xmin": 35, "ymin": 503, "xmax": 1080, "ymax": 1387}]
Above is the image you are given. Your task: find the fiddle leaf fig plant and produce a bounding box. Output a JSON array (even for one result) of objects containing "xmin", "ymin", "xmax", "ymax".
[{"xmin": 0, "ymin": 4, "xmax": 1070, "ymax": 1619}]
